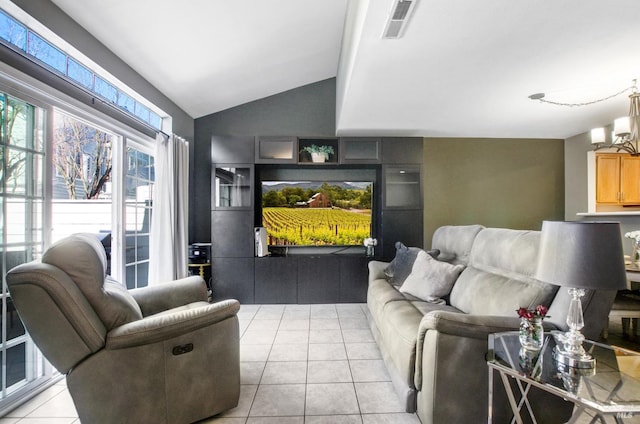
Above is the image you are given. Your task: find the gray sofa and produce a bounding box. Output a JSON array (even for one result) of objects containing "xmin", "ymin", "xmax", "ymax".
[{"xmin": 366, "ymin": 225, "xmax": 617, "ymax": 424}]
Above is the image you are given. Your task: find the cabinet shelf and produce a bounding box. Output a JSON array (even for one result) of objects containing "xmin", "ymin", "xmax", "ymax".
[
  {"xmin": 383, "ymin": 165, "xmax": 421, "ymax": 208},
  {"xmin": 297, "ymin": 138, "xmax": 339, "ymax": 164}
]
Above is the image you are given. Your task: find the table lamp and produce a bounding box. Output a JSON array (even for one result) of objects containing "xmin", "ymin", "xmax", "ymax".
[{"xmin": 535, "ymin": 221, "xmax": 627, "ymax": 368}]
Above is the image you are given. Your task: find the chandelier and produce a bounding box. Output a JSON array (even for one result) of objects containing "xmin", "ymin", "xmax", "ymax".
[{"xmin": 529, "ymin": 80, "xmax": 640, "ymax": 156}]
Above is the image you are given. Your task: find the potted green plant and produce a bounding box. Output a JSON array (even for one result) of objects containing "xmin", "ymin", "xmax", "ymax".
[{"xmin": 301, "ymin": 144, "xmax": 334, "ymax": 163}]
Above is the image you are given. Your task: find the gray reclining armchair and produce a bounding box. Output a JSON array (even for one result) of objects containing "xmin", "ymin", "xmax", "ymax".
[{"xmin": 6, "ymin": 233, "xmax": 240, "ymax": 424}]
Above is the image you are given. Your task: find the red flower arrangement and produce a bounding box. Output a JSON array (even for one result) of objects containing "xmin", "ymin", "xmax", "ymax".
[{"xmin": 516, "ymin": 305, "xmax": 549, "ymax": 320}]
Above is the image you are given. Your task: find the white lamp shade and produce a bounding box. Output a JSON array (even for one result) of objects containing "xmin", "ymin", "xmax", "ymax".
[
  {"xmin": 614, "ymin": 116, "xmax": 631, "ymax": 136},
  {"xmin": 590, "ymin": 128, "xmax": 605, "ymax": 144}
]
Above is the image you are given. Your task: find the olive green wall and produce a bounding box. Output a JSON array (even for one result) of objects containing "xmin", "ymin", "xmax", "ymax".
[{"xmin": 423, "ymin": 138, "xmax": 565, "ymax": 245}]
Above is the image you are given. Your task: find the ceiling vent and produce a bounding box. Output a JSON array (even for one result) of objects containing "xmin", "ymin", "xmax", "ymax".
[{"xmin": 382, "ymin": 0, "xmax": 418, "ymax": 39}]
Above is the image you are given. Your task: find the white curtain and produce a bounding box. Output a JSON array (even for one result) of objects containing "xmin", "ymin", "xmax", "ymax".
[{"xmin": 148, "ymin": 133, "xmax": 189, "ymax": 284}]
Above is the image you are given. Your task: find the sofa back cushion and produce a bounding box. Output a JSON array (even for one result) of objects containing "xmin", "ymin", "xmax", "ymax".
[
  {"xmin": 431, "ymin": 225, "xmax": 484, "ymax": 266},
  {"xmin": 449, "ymin": 228, "xmax": 558, "ymax": 316}
]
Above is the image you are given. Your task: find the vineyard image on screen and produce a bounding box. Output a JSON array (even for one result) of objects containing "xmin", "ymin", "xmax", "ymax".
[{"xmin": 262, "ymin": 181, "xmax": 372, "ymax": 246}]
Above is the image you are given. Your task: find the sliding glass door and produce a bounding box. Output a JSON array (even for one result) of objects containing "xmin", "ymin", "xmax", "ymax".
[{"xmin": 0, "ymin": 90, "xmax": 157, "ymax": 412}]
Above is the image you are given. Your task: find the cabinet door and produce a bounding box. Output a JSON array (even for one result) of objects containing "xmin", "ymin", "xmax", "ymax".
[
  {"xmin": 213, "ymin": 164, "xmax": 253, "ymax": 209},
  {"xmin": 596, "ymin": 155, "xmax": 620, "ymax": 204},
  {"xmin": 297, "ymin": 256, "xmax": 339, "ymax": 303},
  {"xmin": 339, "ymin": 138, "xmax": 381, "ymax": 164},
  {"xmin": 211, "ymin": 258, "xmax": 255, "ymax": 303},
  {"xmin": 255, "ymin": 257, "xmax": 297, "ymax": 303},
  {"xmin": 255, "ymin": 136, "xmax": 297, "ymax": 163},
  {"xmin": 211, "ymin": 211, "xmax": 255, "ymax": 258},
  {"xmin": 339, "ymin": 256, "xmax": 369, "ymax": 302},
  {"xmin": 621, "ymin": 156, "xmax": 640, "ymax": 204}
]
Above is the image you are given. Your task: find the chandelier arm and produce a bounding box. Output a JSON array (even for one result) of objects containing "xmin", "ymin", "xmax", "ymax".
[{"xmin": 536, "ymin": 85, "xmax": 635, "ymax": 107}]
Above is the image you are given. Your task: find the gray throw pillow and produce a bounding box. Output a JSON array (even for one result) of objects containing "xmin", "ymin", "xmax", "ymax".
[
  {"xmin": 399, "ymin": 250, "xmax": 465, "ymax": 301},
  {"xmin": 384, "ymin": 242, "xmax": 439, "ymax": 286}
]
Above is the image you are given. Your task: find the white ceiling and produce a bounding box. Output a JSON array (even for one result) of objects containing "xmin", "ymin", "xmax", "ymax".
[{"xmin": 49, "ymin": 0, "xmax": 640, "ymax": 139}]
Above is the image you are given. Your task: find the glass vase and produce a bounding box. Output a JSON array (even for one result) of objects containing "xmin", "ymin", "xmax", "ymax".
[
  {"xmin": 519, "ymin": 317, "xmax": 544, "ymax": 351},
  {"xmin": 518, "ymin": 347, "xmax": 542, "ymax": 378},
  {"xmin": 366, "ymin": 245, "xmax": 374, "ymax": 257}
]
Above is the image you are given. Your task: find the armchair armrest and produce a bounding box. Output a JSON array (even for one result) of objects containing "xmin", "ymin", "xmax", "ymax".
[
  {"xmin": 368, "ymin": 260, "xmax": 389, "ymax": 282},
  {"xmin": 106, "ymin": 299, "xmax": 240, "ymax": 349},
  {"xmin": 129, "ymin": 276, "xmax": 208, "ymax": 316}
]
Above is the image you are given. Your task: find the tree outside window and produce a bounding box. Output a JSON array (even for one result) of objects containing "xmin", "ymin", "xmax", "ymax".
[{"xmin": 53, "ymin": 114, "xmax": 112, "ymax": 200}]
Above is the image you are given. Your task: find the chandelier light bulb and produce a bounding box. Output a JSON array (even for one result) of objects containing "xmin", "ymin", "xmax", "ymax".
[
  {"xmin": 614, "ymin": 116, "xmax": 631, "ymax": 136},
  {"xmin": 590, "ymin": 128, "xmax": 605, "ymax": 144}
]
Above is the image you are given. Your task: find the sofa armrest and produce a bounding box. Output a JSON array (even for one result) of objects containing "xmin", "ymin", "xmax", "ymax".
[
  {"xmin": 106, "ymin": 299, "xmax": 240, "ymax": 349},
  {"xmin": 368, "ymin": 260, "xmax": 389, "ymax": 282},
  {"xmin": 414, "ymin": 311, "xmax": 557, "ymax": 391},
  {"xmin": 419, "ymin": 311, "xmax": 529, "ymax": 340},
  {"xmin": 129, "ymin": 276, "xmax": 208, "ymax": 316}
]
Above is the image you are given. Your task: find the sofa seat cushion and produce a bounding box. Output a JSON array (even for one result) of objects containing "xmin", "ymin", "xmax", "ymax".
[{"xmin": 367, "ymin": 278, "xmax": 407, "ymax": 323}]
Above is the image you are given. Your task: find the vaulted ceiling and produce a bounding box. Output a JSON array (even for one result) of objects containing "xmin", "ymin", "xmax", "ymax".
[{"xmin": 50, "ymin": 0, "xmax": 640, "ymax": 139}]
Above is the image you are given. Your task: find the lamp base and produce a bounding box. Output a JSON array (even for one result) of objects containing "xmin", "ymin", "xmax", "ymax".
[{"xmin": 552, "ymin": 345, "xmax": 596, "ymax": 369}]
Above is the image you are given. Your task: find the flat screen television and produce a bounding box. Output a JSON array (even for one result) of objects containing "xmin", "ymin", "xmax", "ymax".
[{"xmin": 261, "ymin": 181, "xmax": 372, "ymax": 247}]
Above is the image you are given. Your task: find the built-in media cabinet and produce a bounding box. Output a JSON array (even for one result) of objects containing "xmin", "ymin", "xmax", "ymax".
[{"xmin": 211, "ymin": 136, "xmax": 423, "ymax": 304}]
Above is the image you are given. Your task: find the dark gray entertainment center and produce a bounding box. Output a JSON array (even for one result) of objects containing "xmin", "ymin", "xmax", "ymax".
[{"xmin": 210, "ymin": 135, "xmax": 423, "ymax": 304}]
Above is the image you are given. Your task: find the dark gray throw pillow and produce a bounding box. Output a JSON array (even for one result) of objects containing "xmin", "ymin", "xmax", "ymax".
[{"xmin": 384, "ymin": 242, "xmax": 440, "ymax": 286}]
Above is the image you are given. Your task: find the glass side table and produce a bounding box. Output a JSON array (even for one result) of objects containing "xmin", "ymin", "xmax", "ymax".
[{"xmin": 488, "ymin": 331, "xmax": 640, "ymax": 423}]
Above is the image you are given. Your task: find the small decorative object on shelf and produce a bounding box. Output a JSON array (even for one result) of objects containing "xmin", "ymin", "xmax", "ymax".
[
  {"xmin": 364, "ymin": 237, "xmax": 377, "ymax": 257},
  {"xmin": 625, "ymin": 230, "xmax": 640, "ymax": 264},
  {"xmin": 517, "ymin": 305, "xmax": 548, "ymax": 351},
  {"xmin": 301, "ymin": 144, "xmax": 334, "ymax": 163}
]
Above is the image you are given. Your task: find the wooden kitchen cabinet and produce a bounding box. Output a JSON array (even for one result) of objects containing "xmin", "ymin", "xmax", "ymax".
[{"xmin": 596, "ymin": 153, "xmax": 640, "ymax": 205}]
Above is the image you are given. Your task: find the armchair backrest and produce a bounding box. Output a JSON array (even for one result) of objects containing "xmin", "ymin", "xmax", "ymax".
[
  {"xmin": 6, "ymin": 234, "xmax": 142, "ymax": 373},
  {"xmin": 41, "ymin": 233, "xmax": 142, "ymax": 330}
]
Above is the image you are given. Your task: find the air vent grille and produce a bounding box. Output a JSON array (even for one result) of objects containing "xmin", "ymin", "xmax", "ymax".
[
  {"xmin": 382, "ymin": 0, "xmax": 417, "ymax": 39},
  {"xmin": 392, "ymin": 0, "xmax": 412, "ymax": 20}
]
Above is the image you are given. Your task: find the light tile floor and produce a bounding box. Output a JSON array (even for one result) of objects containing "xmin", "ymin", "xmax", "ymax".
[{"xmin": 2, "ymin": 304, "xmax": 640, "ymax": 424}]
